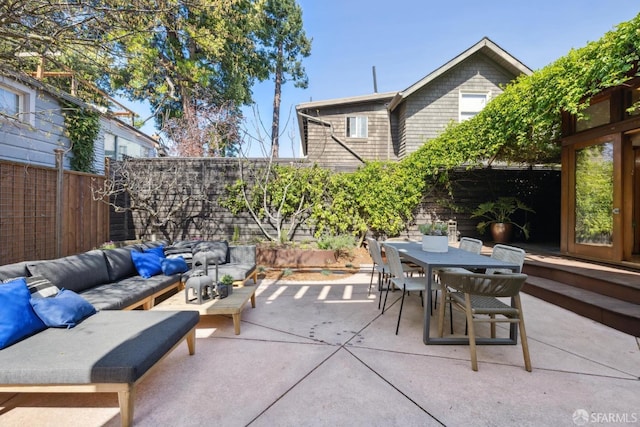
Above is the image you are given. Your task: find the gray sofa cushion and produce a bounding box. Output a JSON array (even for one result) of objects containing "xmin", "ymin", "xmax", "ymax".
[
  {"xmin": 27, "ymin": 250, "xmax": 111, "ymax": 293},
  {"xmin": 80, "ymin": 274, "xmax": 181, "ymax": 310},
  {"xmin": 193, "ymin": 241, "xmax": 229, "ymax": 264},
  {"xmin": 79, "ymin": 280, "xmax": 157, "ymax": 310},
  {"xmin": 0, "ymin": 261, "xmax": 29, "ymax": 281},
  {"xmin": 103, "ymin": 247, "xmax": 139, "ymax": 282},
  {"xmin": 0, "ymin": 310, "xmax": 199, "ymax": 384}
]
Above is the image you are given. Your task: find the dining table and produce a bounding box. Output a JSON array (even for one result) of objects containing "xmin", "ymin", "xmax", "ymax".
[{"xmin": 382, "ymin": 241, "xmax": 521, "ymax": 345}]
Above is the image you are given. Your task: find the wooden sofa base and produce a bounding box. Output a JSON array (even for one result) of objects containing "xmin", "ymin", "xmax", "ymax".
[
  {"xmin": 123, "ymin": 280, "xmax": 183, "ymax": 311},
  {"xmin": 0, "ymin": 327, "xmax": 196, "ymax": 427}
]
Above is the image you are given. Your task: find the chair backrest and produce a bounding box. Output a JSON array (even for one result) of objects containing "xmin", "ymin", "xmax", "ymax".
[
  {"xmin": 439, "ymin": 271, "xmax": 528, "ymax": 297},
  {"xmin": 366, "ymin": 238, "xmax": 385, "ymax": 267},
  {"xmin": 459, "ymin": 237, "xmax": 483, "ymax": 254},
  {"xmin": 382, "ymin": 244, "xmax": 405, "ymax": 280},
  {"xmin": 486, "ymin": 244, "xmax": 526, "ymax": 274}
]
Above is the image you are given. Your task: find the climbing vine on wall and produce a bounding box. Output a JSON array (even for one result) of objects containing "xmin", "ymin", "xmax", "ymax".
[{"xmin": 61, "ymin": 101, "xmax": 100, "ymax": 173}]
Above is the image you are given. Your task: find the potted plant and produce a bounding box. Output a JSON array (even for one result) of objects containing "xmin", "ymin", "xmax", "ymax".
[
  {"xmin": 217, "ymin": 274, "xmax": 234, "ymax": 299},
  {"xmin": 418, "ymin": 222, "xmax": 449, "ymax": 252},
  {"xmin": 471, "ymin": 197, "xmax": 535, "ymax": 243}
]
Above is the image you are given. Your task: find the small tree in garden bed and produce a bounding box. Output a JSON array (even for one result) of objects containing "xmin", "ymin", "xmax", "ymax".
[
  {"xmin": 222, "ymin": 158, "xmax": 330, "ymax": 243},
  {"xmin": 92, "ymin": 158, "xmax": 212, "ymax": 242}
]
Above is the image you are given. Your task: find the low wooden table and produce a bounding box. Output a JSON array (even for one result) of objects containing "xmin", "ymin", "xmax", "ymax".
[{"xmin": 152, "ymin": 285, "xmax": 257, "ymax": 335}]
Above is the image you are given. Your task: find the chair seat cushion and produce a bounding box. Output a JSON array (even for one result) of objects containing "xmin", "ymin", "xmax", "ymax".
[{"xmin": 450, "ymin": 292, "xmax": 519, "ymax": 316}]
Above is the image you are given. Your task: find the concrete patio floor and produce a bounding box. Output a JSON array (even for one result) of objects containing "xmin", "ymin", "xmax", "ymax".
[{"xmin": 1, "ymin": 269, "xmax": 638, "ymax": 426}]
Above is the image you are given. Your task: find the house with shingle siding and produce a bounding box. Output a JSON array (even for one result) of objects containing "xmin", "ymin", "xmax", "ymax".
[{"xmin": 296, "ymin": 37, "xmax": 532, "ymax": 170}]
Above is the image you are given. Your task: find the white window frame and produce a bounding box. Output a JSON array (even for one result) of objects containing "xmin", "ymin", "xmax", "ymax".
[
  {"xmin": 346, "ymin": 116, "xmax": 368, "ymax": 138},
  {"xmin": 459, "ymin": 92, "xmax": 489, "ymax": 122},
  {"xmin": 0, "ymin": 78, "xmax": 35, "ymax": 126}
]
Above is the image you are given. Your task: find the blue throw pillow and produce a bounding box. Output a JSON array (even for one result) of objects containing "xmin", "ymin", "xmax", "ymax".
[
  {"xmin": 161, "ymin": 256, "xmax": 188, "ymax": 275},
  {"xmin": 131, "ymin": 250, "xmax": 163, "ymax": 278},
  {"xmin": 30, "ymin": 289, "xmax": 96, "ymax": 328},
  {"xmin": 144, "ymin": 245, "xmax": 165, "ymax": 258},
  {"xmin": 0, "ymin": 278, "xmax": 47, "ymax": 349}
]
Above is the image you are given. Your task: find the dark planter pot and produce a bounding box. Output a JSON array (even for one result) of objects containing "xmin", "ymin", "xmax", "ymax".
[
  {"xmin": 217, "ymin": 283, "xmax": 229, "ymax": 299},
  {"xmin": 490, "ymin": 223, "xmax": 513, "ymax": 244}
]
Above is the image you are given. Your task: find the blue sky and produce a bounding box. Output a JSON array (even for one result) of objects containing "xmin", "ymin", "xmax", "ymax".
[{"xmin": 130, "ymin": 1, "xmax": 639, "ymax": 158}]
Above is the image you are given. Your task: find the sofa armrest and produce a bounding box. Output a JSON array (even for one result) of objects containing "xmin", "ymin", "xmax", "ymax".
[{"xmin": 229, "ymin": 245, "xmax": 256, "ymax": 266}]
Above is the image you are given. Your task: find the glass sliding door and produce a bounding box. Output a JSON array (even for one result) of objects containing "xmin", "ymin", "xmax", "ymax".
[
  {"xmin": 574, "ymin": 142, "xmax": 614, "ymax": 246},
  {"xmin": 567, "ymin": 134, "xmax": 622, "ymax": 260}
]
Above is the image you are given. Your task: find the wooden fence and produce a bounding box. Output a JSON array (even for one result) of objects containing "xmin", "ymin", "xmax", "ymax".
[{"xmin": 0, "ymin": 155, "xmax": 109, "ymax": 265}]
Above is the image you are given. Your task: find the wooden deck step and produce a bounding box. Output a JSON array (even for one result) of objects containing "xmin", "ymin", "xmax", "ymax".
[{"xmin": 523, "ymin": 276, "xmax": 640, "ymax": 337}]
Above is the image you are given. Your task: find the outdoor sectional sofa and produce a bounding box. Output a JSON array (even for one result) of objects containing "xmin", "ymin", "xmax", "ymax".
[
  {"xmin": 0, "ymin": 239, "xmax": 258, "ymax": 426},
  {"xmin": 165, "ymin": 240, "xmax": 258, "ymax": 285},
  {"xmin": 0, "ymin": 241, "xmax": 200, "ymax": 426}
]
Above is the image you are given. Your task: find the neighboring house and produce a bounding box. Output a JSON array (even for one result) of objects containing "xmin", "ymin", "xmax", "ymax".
[
  {"xmin": 296, "ymin": 37, "xmax": 532, "ymax": 170},
  {"xmin": 0, "ymin": 68, "xmax": 159, "ymax": 174}
]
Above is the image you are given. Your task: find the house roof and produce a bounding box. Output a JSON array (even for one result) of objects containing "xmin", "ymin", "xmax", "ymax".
[
  {"xmin": 387, "ymin": 37, "xmax": 532, "ymax": 111},
  {"xmin": 0, "ymin": 66, "xmax": 158, "ymax": 147},
  {"xmin": 296, "ymin": 91, "xmax": 396, "ymax": 111}
]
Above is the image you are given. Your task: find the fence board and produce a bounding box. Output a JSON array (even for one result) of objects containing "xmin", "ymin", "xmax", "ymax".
[{"xmin": 0, "ymin": 160, "xmax": 108, "ymax": 265}]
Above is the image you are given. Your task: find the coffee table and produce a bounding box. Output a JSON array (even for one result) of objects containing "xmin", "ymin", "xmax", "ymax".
[{"xmin": 152, "ymin": 285, "xmax": 257, "ymax": 335}]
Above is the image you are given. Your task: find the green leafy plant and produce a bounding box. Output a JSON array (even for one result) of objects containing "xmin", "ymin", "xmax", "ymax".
[
  {"xmin": 316, "ymin": 234, "xmax": 357, "ymax": 250},
  {"xmin": 220, "ymin": 274, "xmax": 234, "ymax": 286},
  {"xmin": 472, "ymin": 197, "xmax": 535, "ymax": 239},
  {"xmin": 61, "ymin": 102, "xmax": 100, "ymax": 173},
  {"xmin": 418, "ymin": 222, "xmax": 449, "ymax": 236}
]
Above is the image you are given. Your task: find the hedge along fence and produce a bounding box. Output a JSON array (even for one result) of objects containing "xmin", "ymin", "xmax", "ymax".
[{"xmin": 108, "ymin": 157, "xmax": 560, "ymax": 245}]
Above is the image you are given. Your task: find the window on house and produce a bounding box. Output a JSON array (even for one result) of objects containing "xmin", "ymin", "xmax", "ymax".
[
  {"xmin": 628, "ymin": 87, "xmax": 640, "ymax": 116},
  {"xmin": 346, "ymin": 116, "xmax": 368, "ymax": 138},
  {"xmin": 0, "ymin": 81, "xmax": 35, "ymax": 126},
  {"xmin": 576, "ymin": 98, "xmax": 610, "ymax": 132},
  {"xmin": 459, "ymin": 92, "xmax": 488, "ymax": 121},
  {"xmin": 0, "ymin": 86, "xmax": 21, "ymax": 119}
]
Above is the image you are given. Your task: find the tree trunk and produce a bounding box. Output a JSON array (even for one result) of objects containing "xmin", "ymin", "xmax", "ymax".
[{"xmin": 271, "ymin": 43, "xmax": 283, "ymax": 159}]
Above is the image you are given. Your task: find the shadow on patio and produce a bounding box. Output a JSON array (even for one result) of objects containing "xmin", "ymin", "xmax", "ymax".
[{"xmin": 0, "ymin": 269, "xmax": 638, "ymax": 426}]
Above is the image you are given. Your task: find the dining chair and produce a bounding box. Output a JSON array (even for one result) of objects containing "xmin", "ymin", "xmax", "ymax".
[
  {"xmin": 382, "ymin": 244, "xmax": 427, "ymax": 335},
  {"xmin": 366, "ymin": 238, "xmax": 422, "ymax": 309},
  {"xmin": 485, "ymin": 244, "xmax": 526, "ymax": 274},
  {"xmin": 437, "ymin": 270, "xmax": 531, "ymax": 372},
  {"xmin": 366, "ymin": 237, "xmax": 389, "ymax": 301},
  {"xmin": 433, "ymin": 236, "xmax": 484, "ymax": 332}
]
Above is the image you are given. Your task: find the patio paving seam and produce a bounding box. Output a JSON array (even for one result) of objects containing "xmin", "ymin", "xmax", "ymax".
[
  {"xmin": 343, "ymin": 346, "xmax": 446, "ymax": 426},
  {"xmin": 245, "ymin": 344, "xmax": 345, "ymax": 426}
]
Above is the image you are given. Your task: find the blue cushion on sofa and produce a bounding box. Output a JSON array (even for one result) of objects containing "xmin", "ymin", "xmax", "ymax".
[
  {"xmin": 161, "ymin": 257, "xmax": 188, "ymax": 275},
  {"xmin": 0, "ymin": 278, "xmax": 47, "ymax": 349},
  {"xmin": 30, "ymin": 289, "xmax": 97, "ymax": 328},
  {"xmin": 144, "ymin": 245, "xmax": 165, "ymax": 258},
  {"xmin": 131, "ymin": 250, "xmax": 163, "ymax": 278}
]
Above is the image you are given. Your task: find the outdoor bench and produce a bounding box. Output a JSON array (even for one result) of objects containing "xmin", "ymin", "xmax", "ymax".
[
  {"xmin": 0, "ymin": 310, "xmax": 199, "ymax": 427},
  {"xmin": 0, "ymin": 241, "xmax": 203, "ymax": 426}
]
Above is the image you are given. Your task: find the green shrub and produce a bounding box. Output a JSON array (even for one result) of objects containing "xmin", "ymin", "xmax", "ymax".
[{"xmin": 316, "ymin": 234, "xmax": 357, "ymax": 250}]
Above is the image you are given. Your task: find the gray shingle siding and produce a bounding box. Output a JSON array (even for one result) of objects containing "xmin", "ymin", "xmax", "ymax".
[
  {"xmin": 297, "ymin": 39, "xmax": 530, "ymax": 168},
  {"xmin": 302, "ymin": 100, "xmax": 396, "ymax": 168},
  {"xmin": 402, "ymin": 54, "xmax": 513, "ymax": 156}
]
